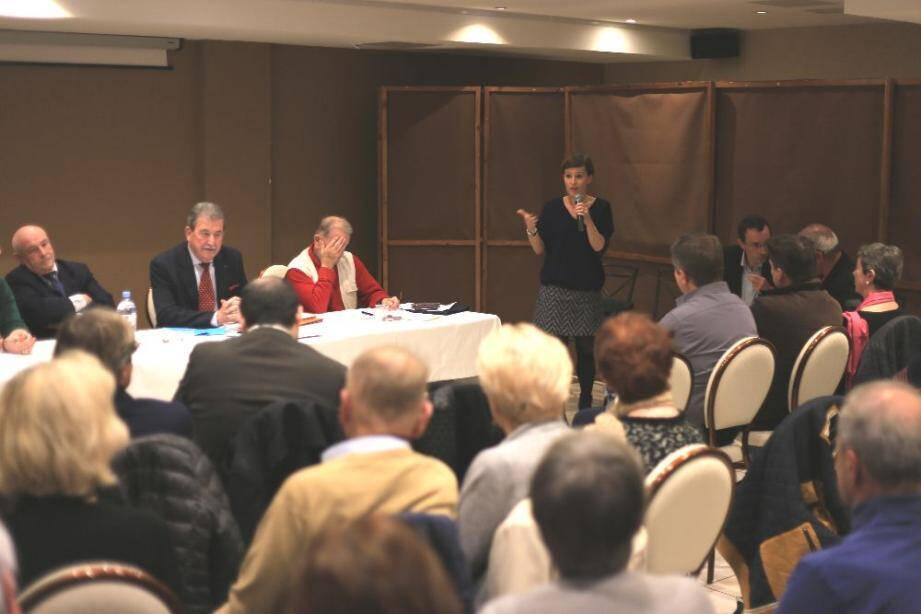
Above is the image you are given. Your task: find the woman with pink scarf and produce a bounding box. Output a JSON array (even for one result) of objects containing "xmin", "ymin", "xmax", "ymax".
[{"xmin": 843, "ymin": 243, "xmax": 904, "ymax": 386}]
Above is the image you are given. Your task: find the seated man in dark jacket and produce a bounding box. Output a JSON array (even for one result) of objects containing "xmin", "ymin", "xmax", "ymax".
[
  {"xmin": 6, "ymin": 225, "xmax": 113, "ymax": 338},
  {"xmin": 54, "ymin": 307, "xmax": 192, "ymax": 439},
  {"xmin": 750, "ymin": 235, "xmax": 842, "ymax": 429}
]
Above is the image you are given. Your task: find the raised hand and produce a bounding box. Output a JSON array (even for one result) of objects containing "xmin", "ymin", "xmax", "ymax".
[{"xmin": 516, "ymin": 209, "xmax": 538, "ymax": 232}]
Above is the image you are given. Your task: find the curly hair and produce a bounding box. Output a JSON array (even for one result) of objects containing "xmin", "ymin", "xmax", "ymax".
[{"xmin": 595, "ymin": 312, "xmax": 672, "ymax": 405}]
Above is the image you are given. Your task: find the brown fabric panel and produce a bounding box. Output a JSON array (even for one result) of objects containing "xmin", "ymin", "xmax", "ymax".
[
  {"xmin": 387, "ymin": 90, "xmax": 477, "ymax": 241},
  {"xmin": 485, "ymin": 92, "xmax": 565, "ymax": 240},
  {"xmin": 388, "ymin": 246, "xmax": 476, "ymax": 306},
  {"xmin": 570, "ymin": 89, "xmax": 710, "ymax": 258},
  {"xmin": 0, "ymin": 44, "xmax": 204, "ymax": 327},
  {"xmin": 891, "ymin": 85, "xmax": 921, "ymax": 283},
  {"xmin": 484, "ymin": 246, "xmax": 542, "ymax": 324},
  {"xmin": 714, "ymin": 86, "xmax": 883, "ymax": 254},
  {"xmin": 759, "ymin": 521, "xmax": 821, "ymax": 604}
]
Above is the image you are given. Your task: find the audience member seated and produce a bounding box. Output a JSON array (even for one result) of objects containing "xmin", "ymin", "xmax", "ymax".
[
  {"xmin": 750, "ymin": 235, "xmax": 841, "ymax": 429},
  {"xmin": 174, "ymin": 277, "xmax": 345, "ymax": 464},
  {"xmin": 779, "ymin": 382, "xmax": 921, "ymax": 613},
  {"xmin": 54, "ymin": 308, "xmax": 192, "ymax": 439},
  {"xmin": 6, "ymin": 225, "xmax": 113, "ymax": 338},
  {"xmin": 284, "ymin": 515, "xmax": 461, "ymax": 614},
  {"xmin": 723, "ymin": 215, "xmax": 773, "ymax": 305},
  {"xmin": 580, "ymin": 312, "xmax": 703, "ymax": 473},
  {"xmin": 218, "ymin": 346, "xmax": 457, "ymax": 613},
  {"xmin": 458, "ymin": 323, "xmax": 571, "ymax": 585},
  {"xmin": 0, "ymin": 253, "xmax": 34, "ymax": 354},
  {"xmin": 286, "ymin": 215, "xmax": 399, "ymax": 313},
  {"xmin": 150, "ymin": 201, "xmax": 247, "ymax": 328},
  {"xmin": 0, "ymin": 520, "xmax": 18, "ymax": 614},
  {"xmin": 481, "ymin": 432, "xmax": 713, "ymax": 614},
  {"xmin": 798, "ymin": 223, "xmax": 861, "ymax": 310},
  {"xmin": 0, "ymin": 351, "xmax": 179, "ymax": 593},
  {"xmin": 843, "ymin": 242, "xmax": 904, "ymax": 385},
  {"xmin": 659, "ymin": 233, "xmax": 757, "ymax": 434}
]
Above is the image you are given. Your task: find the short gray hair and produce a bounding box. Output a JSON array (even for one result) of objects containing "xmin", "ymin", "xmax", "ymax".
[
  {"xmin": 315, "ymin": 216, "xmax": 353, "ymax": 237},
  {"xmin": 347, "ymin": 346, "xmax": 428, "ymax": 424},
  {"xmin": 856, "ymin": 242, "xmax": 903, "ymax": 291},
  {"xmin": 839, "ymin": 381, "xmax": 921, "ymax": 491},
  {"xmin": 798, "ymin": 224, "xmax": 839, "ymax": 255},
  {"xmin": 186, "ymin": 201, "xmax": 225, "ymax": 230}
]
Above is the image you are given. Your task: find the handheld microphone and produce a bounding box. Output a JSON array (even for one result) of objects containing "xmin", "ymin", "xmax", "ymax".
[{"xmin": 575, "ymin": 193, "xmax": 585, "ymax": 232}]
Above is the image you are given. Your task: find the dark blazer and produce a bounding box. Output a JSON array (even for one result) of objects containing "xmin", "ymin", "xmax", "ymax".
[
  {"xmin": 174, "ymin": 326, "xmax": 346, "ymax": 465},
  {"xmin": 149, "ymin": 242, "xmax": 247, "ymax": 328},
  {"xmin": 4, "ymin": 494, "xmax": 181, "ymax": 593},
  {"xmin": 723, "ymin": 244, "xmax": 772, "ymax": 298},
  {"xmin": 5, "ymin": 260, "xmax": 113, "ymax": 339},
  {"xmin": 822, "ymin": 251, "xmax": 861, "ymax": 311},
  {"xmin": 750, "ymin": 281, "xmax": 842, "ymax": 429},
  {"xmin": 115, "ymin": 387, "xmax": 194, "ymax": 440}
]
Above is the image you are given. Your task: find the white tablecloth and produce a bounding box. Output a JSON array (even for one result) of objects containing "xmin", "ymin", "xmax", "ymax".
[{"xmin": 0, "ymin": 309, "xmax": 501, "ymax": 401}]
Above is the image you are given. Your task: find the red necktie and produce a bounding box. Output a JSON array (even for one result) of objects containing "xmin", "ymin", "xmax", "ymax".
[{"xmin": 198, "ymin": 263, "xmax": 216, "ymax": 312}]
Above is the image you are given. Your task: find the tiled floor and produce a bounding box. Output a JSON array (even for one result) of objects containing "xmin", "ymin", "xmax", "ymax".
[{"xmin": 566, "ymin": 381, "xmax": 745, "ymax": 613}]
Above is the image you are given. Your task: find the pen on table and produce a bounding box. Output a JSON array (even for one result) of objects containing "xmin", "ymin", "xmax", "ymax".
[{"xmin": 361, "ymin": 311, "xmax": 375, "ymax": 316}]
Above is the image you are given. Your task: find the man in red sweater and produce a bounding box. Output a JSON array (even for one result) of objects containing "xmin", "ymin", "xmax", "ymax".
[{"xmin": 285, "ymin": 216, "xmax": 399, "ymax": 313}]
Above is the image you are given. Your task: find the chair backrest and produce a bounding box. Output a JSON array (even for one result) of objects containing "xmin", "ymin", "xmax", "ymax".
[
  {"xmin": 146, "ymin": 288, "xmax": 157, "ymax": 328},
  {"xmin": 788, "ymin": 326, "xmax": 849, "ymax": 411},
  {"xmin": 644, "ymin": 445, "xmax": 734, "ymax": 576},
  {"xmin": 19, "ymin": 562, "xmax": 182, "ymax": 614},
  {"xmin": 669, "ymin": 354, "xmax": 693, "ymax": 412},
  {"xmin": 704, "ymin": 337, "xmax": 775, "ymax": 442},
  {"xmin": 259, "ymin": 264, "xmax": 289, "ymax": 279}
]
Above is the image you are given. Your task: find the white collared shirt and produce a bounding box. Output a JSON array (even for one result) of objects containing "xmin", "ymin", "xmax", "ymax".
[
  {"xmin": 321, "ymin": 435, "xmax": 409, "ymax": 463},
  {"xmin": 47, "ymin": 263, "xmax": 89, "ymax": 312},
  {"xmin": 187, "ymin": 246, "xmax": 219, "ymax": 327},
  {"xmin": 740, "ymin": 250, "xmax": 758, "ymax": 306}
]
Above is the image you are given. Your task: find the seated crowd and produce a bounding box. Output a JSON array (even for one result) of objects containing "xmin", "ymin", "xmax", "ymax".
[{"xmin": 0, "ymin": 206, "xmax": 918, "ymax": 613}]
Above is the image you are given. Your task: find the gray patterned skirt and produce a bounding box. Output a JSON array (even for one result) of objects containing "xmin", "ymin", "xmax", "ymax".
[{"xmin": 533, "ymin": 284, "xmax": 604, "ymax": 337}]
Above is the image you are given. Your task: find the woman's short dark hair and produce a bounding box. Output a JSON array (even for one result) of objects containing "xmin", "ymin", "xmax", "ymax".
[
  {"xmin": 595, "ymin": 312, "xmax": 673, "ymax": 404},
  {"xmin": 857, "ymin": 243, "xmax": 903, "ymax": 291},
  {"xmin": 560, "ymin": 153, "xmax": 594, "ymax": 176},
  {"xmin": 286, "ymin": 516, "xmax": 461, "ymax": 614},
  {"xmin": 670, "ymin": 233, "xmax": 724, "ymax": 287},
  {"xmin": 531, "ymin": 432, "xmax": 644, "ymax": 581},
  {"xmin": 766, "ymin": 234, "xmax": 818, "ymax": 285}
]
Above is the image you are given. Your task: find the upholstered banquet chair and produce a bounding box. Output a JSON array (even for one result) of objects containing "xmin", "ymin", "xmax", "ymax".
[
  {"xmin": 703, "ymin": 336, "xmax": 775, "ymax": 467},
  {"xmin": 669, "ymin": 354, "xmax": 693, "ymax": 413},
  {"xmin": 258, "ymin": 264, "xmax": 289, "ymax": 279},
  {"xmin": 787, "ymin": 326, "xmax": 849, "ymax": 411},
  {"xmin": 146, "ymin": 287, "xmax": 157, "ymax": 328},
  {"xmin": 643, "ymin": 445, "xmax": 734, "ymax": 577},
  {"xmin": 19, "ymin": 562, "xmax": 182, "ymax": 614}
]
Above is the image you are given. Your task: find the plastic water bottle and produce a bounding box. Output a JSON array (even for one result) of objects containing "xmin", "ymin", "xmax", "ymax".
[{"xmin": 116, "ymin": 290, "xmax": 137, "ymax": 330}]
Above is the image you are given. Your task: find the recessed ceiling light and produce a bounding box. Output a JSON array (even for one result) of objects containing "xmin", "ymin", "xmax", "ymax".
[
  {"xmin": 494, "ymin": 6, "xmax": 507, "ymax": 10},
  {"xmin": 625, "ymin": 18, "xmax": 637, "ymax": 24},
  {"xmin": 756, "ymin": 10, "xmax": 768, "ymax": 14},
  {"xmin": 0, "ymin": 0, "xmax": 71, "ymax": 19}
]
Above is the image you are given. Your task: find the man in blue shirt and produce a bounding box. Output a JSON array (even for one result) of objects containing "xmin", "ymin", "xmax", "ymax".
[{"xmin": 779, "ymin": 381, "xmax": 921, "ymax": 613}]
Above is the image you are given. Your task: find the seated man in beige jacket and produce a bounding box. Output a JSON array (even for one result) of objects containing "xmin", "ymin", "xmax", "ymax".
[{"xmin": 218, "ymin": 346, "xmax": 458, "ymax": 614}]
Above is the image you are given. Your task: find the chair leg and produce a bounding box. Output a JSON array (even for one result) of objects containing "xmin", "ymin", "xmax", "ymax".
[
  {"xmin": 706, "ymin": 548, "xmax": 716, "ymax": 584},
  {"xmin": 741, "ymin": 428, "xmax": 751, "ymax": 468}
]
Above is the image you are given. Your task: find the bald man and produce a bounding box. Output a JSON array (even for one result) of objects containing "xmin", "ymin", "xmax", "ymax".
[
  {"xmin": 798, "ymin": 223, "xmax": 861, "ymax": 310},
  {"xmin": 285, "ymin": 216, "xmax": 398, "ymax": 313},
  {"xmin": 6, "ymin": 225, "xmax": 113, "ymax": 338},
  {"xmin": 779, "ymin": 381, "xmax": 921, "ymax": 613}
]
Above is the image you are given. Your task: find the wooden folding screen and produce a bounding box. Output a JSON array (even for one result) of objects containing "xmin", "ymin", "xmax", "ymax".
[{"xmin": 380, "ymin": 87, "xmax": 480, "ymax": 308}]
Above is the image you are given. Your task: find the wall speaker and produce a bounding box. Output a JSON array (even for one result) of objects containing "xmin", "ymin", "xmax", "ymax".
[{"xmin": 690, "ymin": 29, "xmax": 740, "ymax": 59}]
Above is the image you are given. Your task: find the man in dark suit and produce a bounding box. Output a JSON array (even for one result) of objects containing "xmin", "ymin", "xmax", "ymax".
[
  {"xmin": 798, "ymin": 223, "xmax": 862, "ymax": 311},
  {"xmin": 6, "ymin": 225, "xmax": 114, "ymax": 339},
  {"xmin": 175, "ymin": 277, "xmax": 347, "ymax": 464},
  {"xmin": 723, "ymin": 214, "xmax": 773, "ymax": 305},
  {"xmin": 150, "ymin": 201, "xmax": 247, "ymax": 328},
  {"xmin": 54, "ymin": 307, "xmax": 193, "ymax": 439}
]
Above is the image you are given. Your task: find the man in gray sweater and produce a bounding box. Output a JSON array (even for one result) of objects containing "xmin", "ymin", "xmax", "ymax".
[{"xmin": 481, "ymin": 432, "xmax": 713, "ymax": 614}]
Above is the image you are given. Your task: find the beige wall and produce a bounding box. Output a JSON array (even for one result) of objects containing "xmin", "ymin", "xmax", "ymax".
[
  {"xmin": 605, "ymin": 23, "xmax": 921, "ymax": 84},
  {"xmin": 0, "ymin": 40, "xmax": 603, "ymax": 327}
]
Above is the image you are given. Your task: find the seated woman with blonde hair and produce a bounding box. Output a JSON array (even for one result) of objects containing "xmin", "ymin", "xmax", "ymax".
[
  {"xmin": 459, "ymin": 323, "xmax": 571, "ymax": 587},
  {"xmin": 583, "ymin": 312, "xmax": 703, "ymax": 473},
  {"xmin": 0, "ymin": 351, "xmax": 179, "ymax": 592}
]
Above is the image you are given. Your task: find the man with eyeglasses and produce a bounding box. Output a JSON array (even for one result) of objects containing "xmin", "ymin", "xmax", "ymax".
[
  {"xmin": 723, "ymin": 214, "xmax": 773, "ymax": 305},
  {"xmin": 150, "ymin": 201, "xmax": 247, "ymax": 328},
  {"xmin": 6, "ymin": 225, "xmax": 113, "ymax": 339}
]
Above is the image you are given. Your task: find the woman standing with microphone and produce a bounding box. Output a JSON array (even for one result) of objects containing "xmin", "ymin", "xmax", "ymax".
[{"xmin": 516, "ymin": 153, "xmax": 614, "ymax": 409}]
